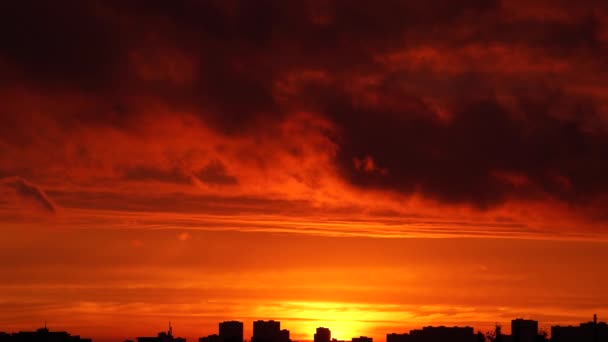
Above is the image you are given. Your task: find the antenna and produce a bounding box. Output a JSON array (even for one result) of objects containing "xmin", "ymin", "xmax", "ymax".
[
  {"xmin": 169, "ymin": 321, "xmax": 173, "ymax": 337},
  {"xmin": 594, "ymin": 314, "xmax": 597, "ymax": 324}
]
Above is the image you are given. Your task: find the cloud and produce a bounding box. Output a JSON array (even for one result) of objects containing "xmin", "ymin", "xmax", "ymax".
[
  {"xmin": 1, "ymin": 177, "xmax": 56, "ymax": 213},
  {"xmin": 325, "ymin": 86, "xmax": 608, "ymax": 209},
  {"xmin": 122, "ymin": 166, "xmax": 193, "ymax": 184},
  {"xmin": 1, "ymin": 0, "xmax": 608, "ymax": 235},
  {"xmin": 0, "ymin": 1, "xmax": 124, "ymax": 91},
  {"xmin": 194, "ymin": 160, "xmax": 238, "ymax": 186}
]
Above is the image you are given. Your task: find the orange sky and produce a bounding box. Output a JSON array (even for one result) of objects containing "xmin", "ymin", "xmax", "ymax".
[{"xmin": 1, "ymin": 1, "xmax": 608, "ymax": 341}]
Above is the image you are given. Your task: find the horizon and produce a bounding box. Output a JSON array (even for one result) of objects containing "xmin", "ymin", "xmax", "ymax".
[
  {"xmin": 4, "ymin": 314, "xmax": 606, "ymax": 342},
  {"xmin": 1, "ymin": 1, "xmax": 608, "ymax": 342}
]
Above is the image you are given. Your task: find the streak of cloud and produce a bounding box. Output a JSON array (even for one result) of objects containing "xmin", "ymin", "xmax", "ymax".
[{"xmin": 1, "ymin": 177, "xmax": 56, "ymax": 213}]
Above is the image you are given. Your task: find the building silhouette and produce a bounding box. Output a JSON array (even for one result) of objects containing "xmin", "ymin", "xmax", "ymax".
[
  {"xmin": 511, "ymin": 319, "xmax": 538, "ymax": 342},
  {"xmin": 219, "ymin": 321, "xmax": 243, "ymax": 342},
  {"xmin": 279, "ymin": 330, "xmax": 289, "ymax": 342},
  {"xmin": 351, "ymin": 337, "xmax": 372, "ymax": 342},
  {"xmin": 137, "ymin": 324, "xmax": 185, "ymax": 342},
  {"xmin": 394, "ymin": 326, "xmax": 475, "ymax": 342},
  {"xmin": 198, "ymin": 335, "xmax": 221, "ymax": 342},
  {"xmin": 251, "ymin": 321, "xmax": 289, "ymax": 342},
  {"xmin": 551, "ymin": 314, "xmax": 608, "ymax": 342},
  {"xmin": 386, "ymin": 333, "xmax": 409, "ymax": 342},
  {"xmin": 314, "ymin": 328, "xmax": 331, "ymax": 342},
  {"xmin": 6, "ymin": 313, "xmax": 608, "ymax": 342},
  {"xmin": 0, "ymin": 327, "xmax": 92, "ymax": 342},
  {"xmin": 252, "ymin": 320, "xmax": 279, "ymax": 342}
]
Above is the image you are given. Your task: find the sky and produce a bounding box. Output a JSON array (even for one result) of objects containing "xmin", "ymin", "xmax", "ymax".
[{"xmin": 1, "ymin": 1, "xmax": 608, "ymax": 341}]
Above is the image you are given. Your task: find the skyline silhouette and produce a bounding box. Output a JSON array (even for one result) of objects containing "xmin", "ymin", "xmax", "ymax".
[{"xmin": 2, "ymin": 314, "xmax": 606, "ymax": 342}]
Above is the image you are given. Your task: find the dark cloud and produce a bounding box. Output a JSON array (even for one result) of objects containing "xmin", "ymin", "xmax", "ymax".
[
  {"xmin": 195, "ymin": 161, "xmax": 238, "ymax": 186},
  {"xmin": 0, "ymin": 1, "xmax": 125, "ymax": 91},
  {"xmin": 1, "ymin": 0, "xmax": 608, "ymax": 210},
  {"xmin": 1, "ymin": 177, "xmax": 56, "ymax": 213},
  {"xmin": 323, "ymin": 86, "xmax": 608, "ymax": 208},
  {"xmin": 122, "ymin": 166, "xmax": 192, "ymax": 185}
]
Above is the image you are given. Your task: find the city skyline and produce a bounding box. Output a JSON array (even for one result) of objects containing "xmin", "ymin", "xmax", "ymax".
[
  {"xmin": 1, "ymin": 1, "xmax": 608, "ymax": 342},
  {"xmin": 3, "ymin": 314, "xmax": 607, "ymax": 342}
]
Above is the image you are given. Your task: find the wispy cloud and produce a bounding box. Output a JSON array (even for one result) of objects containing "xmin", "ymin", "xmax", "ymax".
[{"xmin": 1, "ymin": 177, "xmax": 56, "ymax": 213}]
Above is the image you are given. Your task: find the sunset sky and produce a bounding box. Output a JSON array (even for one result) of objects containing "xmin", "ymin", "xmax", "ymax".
[{"xmin": 1, "ymin": 1, "xmax": 608, "ymax": 341}]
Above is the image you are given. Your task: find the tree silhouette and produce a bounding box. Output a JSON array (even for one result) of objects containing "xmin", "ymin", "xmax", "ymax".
[
  {"xmin": 486, "ymin": 324, "xmax": 503, "ymax": 342},
  {"xmin": 536, "ymin": 329, "xmax": 549, "ymax": 342}
]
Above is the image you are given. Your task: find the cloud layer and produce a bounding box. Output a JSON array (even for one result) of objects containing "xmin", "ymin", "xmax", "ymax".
[{"xmin": 2, "ymin": 1, "xmax": 608, "ymax": 234}]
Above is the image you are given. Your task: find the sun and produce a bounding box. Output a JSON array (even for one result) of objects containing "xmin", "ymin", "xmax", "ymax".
[{"xmin": 275, "ymin": 301, "xmax": 376, "ymax": 341}]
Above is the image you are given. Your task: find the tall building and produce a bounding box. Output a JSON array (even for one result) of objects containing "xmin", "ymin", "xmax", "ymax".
[
  {"xmin": 252, "ymin": 321, "xmax": 281, "ymax": 342},
  {"xmin": 511, "ymin": 319, "xmax": 538, "ymax": 342},
  {"xmin": 219, "ymin": 321, "xmax": 243, "ymax": 342},
  {"xmin": 314, "ymin": 328, "xmax": 331, "ymax": 342}
]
